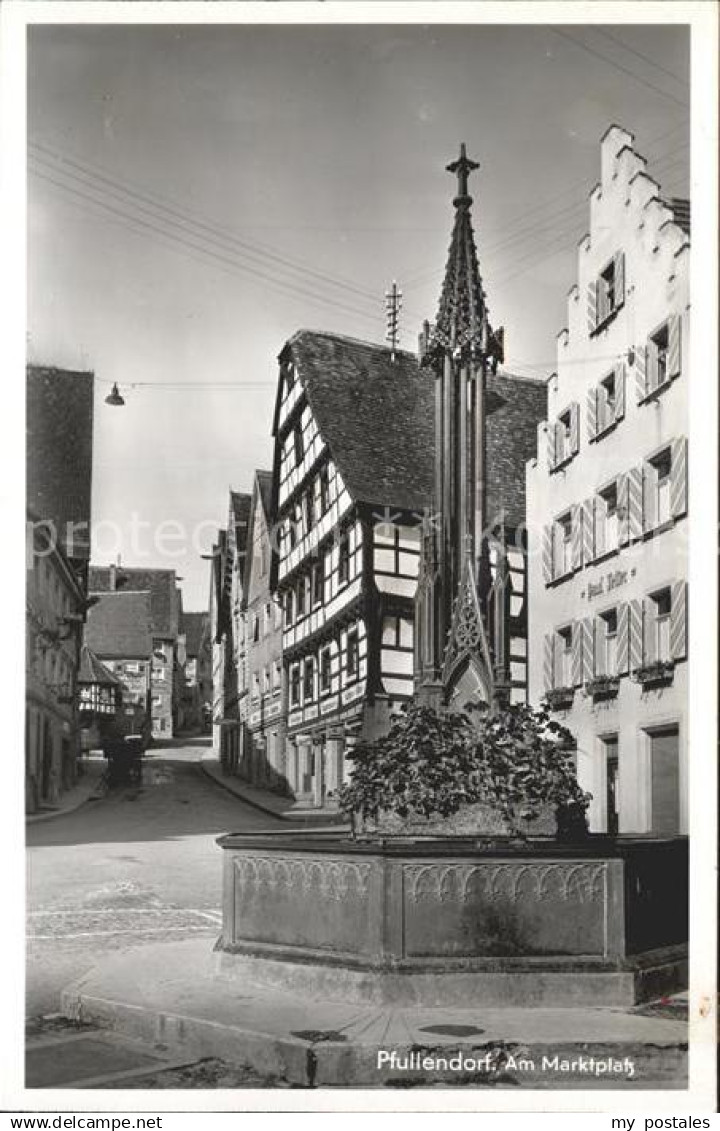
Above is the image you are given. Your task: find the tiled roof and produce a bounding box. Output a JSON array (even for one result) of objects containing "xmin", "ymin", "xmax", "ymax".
[
  {"xmin": 84, "ymin": 590, "xmax": 153, "ymax": 659},
  {"xmin": 666, "ymin": 197, "xmax": 690, "ymax": 236},
  {"xmin": 256, "ymin": 470, "xmax": 273, "ymax": 520},
  {"xmin": 181, "ymin": 611, "xmax": 207, "ymax": 657},
  {"xmin": 230, "ymin": 491, "xmax": 252, "ymax": 557},
  {"xmin": 77, "ymin": 644, "xmax": 122, "ymax": 687},
  {"xmin": 26, "ymin": 367, "xmax": 94, "ymax": 560},
  {"xmin": 286, "ymin": 331, "xmax": 435, "ymax": 512},
  {"xmin": 88, "ymin": 567, "xmax": 180, "ymax": 638}
]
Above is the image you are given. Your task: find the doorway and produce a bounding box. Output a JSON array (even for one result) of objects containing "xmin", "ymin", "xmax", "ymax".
[{"xmin": 649, "ymin": 725, "xmax": 680, "ymax": 835}]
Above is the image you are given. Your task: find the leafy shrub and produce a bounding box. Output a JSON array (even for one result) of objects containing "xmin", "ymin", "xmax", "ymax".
[{"xmin": 338, "ymin": 701, "xmax": 589, "ymax": 834}]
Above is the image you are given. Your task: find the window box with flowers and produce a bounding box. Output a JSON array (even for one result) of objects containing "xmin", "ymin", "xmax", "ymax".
[
  {"xmin": 545, "ymin": 686, "xmax": 575, "ymax": 711},
  {"xmin": 633, "ymin": 660, "xmax": 675, "ymax": 687},
  {"xmin": 585, "ymin": 675, "xmax": 620, "ymax": 700}
]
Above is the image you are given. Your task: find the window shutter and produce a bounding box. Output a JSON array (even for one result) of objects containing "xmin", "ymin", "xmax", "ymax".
[
  {"xmin": 570, "ymin": 402, "xmax": 580, "ymax": 455},
  {"xmin": 614, "ymin": 251, "xmax": 625, "ymax": 309},
  {"xmin": 593, "ymin": 496, "xmax": 604, "ymax": 558},
  {"xmin": 582, "ymin": 499, "xmax": 595, "ymax": 564},
  {"xmin": 587, "ymin": 386, "xmax": 598, "ymax": 442},
  {"xmin": 635, "ymin": 345, "xmax": 647, "ymax": 402},
  {"xmin": 668, "ymin": 314, "xmax": 682, "ymax": 380},
  {"xmin": 571, "ymin": 622, "xmax": 583, "ymax": 687},
  {"xmin": 587, "ymin": 280, "xmax": 598, "ymax": 334},
  {"xmin": 542, "ymin": 523, "xmax": 554, "ymax": 584},
  {"xmin": 614, "ymin": 362, "xmax": 626, "ymax": 421},
  {"xmin": 643, "ymin": 596, "xmax": 657, "ymax": 664},
  {"xmin": 670, "ymin": 437, "xmax": 688, "ymax": 519},
  {"xmin": 628, "ymin": 599, "xmax": 643, "ymax": 671},
  {"xmin": 546, "ymin": 423, "xmax": 556, "ymax": 471},
  {"xmin": 571, "ymin": 504, "xmax": 582, "ymax": 571},
  {"xmin": 642, "ymin": 462, "xmax": 656, "ymax": 533},
  {"xmin": 670, "ymin": 581, "xmax": 687, "ymax": 660},
  {"xmin": 581, "ymin": 617, "xmax": 594, "ymax": 682},
  {"xmin": 618, "ymin": 473, "xmax": 630, "ymax": 546},
  {"xmin": 555, "ymin": 421, "xmax": 566, "ymax": 463},
  {"xmin": 617, "ymin": 603, "xmax": 630, "ymax": 674},
  {"xmin": 646, "ymin": 338, "xmax": 658, "ymax": 395},
  {"xmin": 543, "ymin": 634, "xmax": 555, "ymax": 692},
  {"xmin": 628, "ymin": 465, "xmax": 644, "ymax": 540}
]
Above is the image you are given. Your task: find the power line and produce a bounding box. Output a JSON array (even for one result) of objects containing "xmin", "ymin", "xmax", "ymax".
[
  {"xmin": 29, "ymin": 139, "xmax": 382, "ymax": 310},
  {"xmin": 29, "ymin": 164, "xmax": 385, "ymax": 328},
  {"xmin": 551, "ymin": 28, "xmax": 689, "ymax": 109},
  {"xmin": 594, "ymin": 27, "xmax": 689, "ymax": 89}
]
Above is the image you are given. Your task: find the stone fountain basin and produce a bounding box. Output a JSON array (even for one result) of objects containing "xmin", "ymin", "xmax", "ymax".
[{"xmin": 216, "ymin": 831, "xmax": 687, "ymax": 1006}]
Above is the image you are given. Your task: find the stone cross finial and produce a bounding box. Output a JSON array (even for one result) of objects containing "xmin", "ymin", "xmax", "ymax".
[{"xmin": 447, "ymin": 143, "xmax": 479, "ymax": 202}]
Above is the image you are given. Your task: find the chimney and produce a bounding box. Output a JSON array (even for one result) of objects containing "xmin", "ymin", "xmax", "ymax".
[
  {"xmin": 418, "ymin": 319, "xmax": 430, "ymax": 363},
  {"xmin": 109, "ymin": 563, "xmax": 116, "ymax": 591}
]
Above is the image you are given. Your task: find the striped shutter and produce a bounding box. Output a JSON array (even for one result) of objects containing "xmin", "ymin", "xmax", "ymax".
[
  {"xmin": 587, "ymin": 280, "xmax": 598, "ymax": 334},
  {"xmin": 618, "ymin": 473, "xmax": 630, "ymax": 546},
  {"xmin": 614, "ymin": 362, "xmax": 626, "ymax": 421},
  {"xmin": 628, "ymin": 598, "xmax": 644, "ymax": 671},
  {"xmin": 594, "ymin": 496, "xmax": 605, "ymax": 557},
  {"xmin": 582, "ymin": 499, "xmax": 595, "ymax": 564},
  {"xmin": 628, "ymin": 465, "xmax": 644, "ymax": 541},
  {"xmin": 587, "ymin": 386, "xmax": 598, "ymax": 442},
  {"xmin": 543, "ymin": 633, "xmax": 555, "ymax": 691},
  {"xmin": 546, "ymin": 424, "xmax": 556, "ymax": 471},
  {"xmin": 642, "ymin": 462, "xmax": 656, "ymax": 533},
  {"xmin": 614, "ymin": 251, "xmax": 625, "ymax": 309},
  {"xmin": 643, "ymin": 597, "xmax": 657, "ymax": 665},
  {"xmin": 635, "ymin": 345, "xmax": 647, "ymax": 402},
  {"xmin": 670, "ymin": 581, "xmax": 687, "ymax": 660},
  {"xmin": 617, "ymin": 603, "xmax": 630, "ymax": 674},
  {"xmin": 670, "ymin": 437, "xmax": 688, "ymax": 518},
  {"xmin": 570, "ymin": 401, "xmax": 580, "ymax": 455},
  {"xmin": 581, "ymin": 618, "xmax": 594, "ymax": 682},
  {"xmin": 668, "ymin": 314, "xmax": 682, "ymax": 380},
  {"xmin": 571, "ymin": 504, "xmax": 582, "ymax": 571},
  {"xmin": 571, "ymin": 621, "xmax": 583, "ymax": 686},
  {"xmin": 542, "ymin": 523, "xmax": 554, "ymax": 585}
]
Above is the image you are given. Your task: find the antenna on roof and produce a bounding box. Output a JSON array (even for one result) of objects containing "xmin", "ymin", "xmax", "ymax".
[{"xmin": 385, "ymin": 280, "xmax": 402, "ymax": 362}]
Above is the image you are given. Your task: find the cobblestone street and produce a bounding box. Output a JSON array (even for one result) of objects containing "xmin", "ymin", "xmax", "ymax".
[{"xmin": 26, "ymin": 742, "xmax": 277, "ymax": 1018}]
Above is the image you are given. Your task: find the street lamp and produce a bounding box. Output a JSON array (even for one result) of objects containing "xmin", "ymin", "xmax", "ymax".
[{"xmin": 104, "ymin": 383, "xmax": 125, "ymax": 407}]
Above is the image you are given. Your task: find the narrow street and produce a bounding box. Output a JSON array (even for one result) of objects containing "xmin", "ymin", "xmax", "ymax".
[{"xmin": 26, "ymin": 741, "xmax": 277, "ymax": 1019}]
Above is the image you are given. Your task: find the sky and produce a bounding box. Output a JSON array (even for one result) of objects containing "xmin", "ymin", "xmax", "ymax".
[{"xmin": 27, "ymin": 20, "xmax": 690, "ymax": 611}]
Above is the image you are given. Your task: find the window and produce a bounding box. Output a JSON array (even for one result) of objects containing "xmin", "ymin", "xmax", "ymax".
[
  {"xmin": 303, "ymin": 657, "xmax": 315, "ymax": 701},
  {"xmin": 288, "ymin": 517, "xmax": 297, "ymax": 549},
  {"xmin": 290, "ymin": 665, "xmax": 300, "ymax": 706},
  {"xmin": 556, "ymin": 625, "xmax": 573, "ymax": 687},
  {"xmin": 319, "ymin": 466, "xmax": 330, "ymax": 514},
  {"xmin": 293, "ymin": 424, "xmax": 303, "ymax": 466},
  {"xmin": 556, "ymin": 409, "xmax": 572, "ymax": 464},
  {"xmin": 305, "ymin": 490, "xmax": 314, "ymax": 532},
  {"xmin": 598, "ymin": 259, "xmax": 616, "ymax": 319},
  {"xmin": 312, "ymin": 553, "xmax": 324, "ymax": 606},
  {"xmin": 283, "ymin": 590, "xmax": 294, "ymax": 627},
  {"xmin": 253, "ymin": 615, "xmax": 260, "ymax": 642},
  {"xmin": 652, "ymin": 449, "xmax": 672, "ymax": 527},
  {"xmin": 261, "ymin": 667, "xmax": 269, "ymax": 694},
  {"xmin": 598, "ymin": 609, "xmax": 618, "ymax": 676},
  {"xmin": 273, "ymin": 661, "xmax": 282, "ymax": 694},
  {"xmin": 346, "ymin": 629, "xmax": 359, "ymax": 677},
  {"xmin": 598, "ymin": 371, "xmax": 616, "ymax": 432},
  {"xmin": 296, "ymin": 575, "xmax": 307, "ymax": 617},
  {"xmin": 338, "ymin": 537, "xmax": 350, "ymax": 584},
  {"xmin": 320, "ymin": 647, "xmax": 332, "ymax": 692},
  {"xmin": 650, "ymin": 321, "xmax": 669, "ymax": 388},
  {"xmin": 597, "ymin": 482, "xmax": 619, "ymax": 555},
  {"xmin": 651, "ymin": 588, "xmax": 672, "ymax": 662},
  {"xmin": 589, "ymin": 252, "xmax": 624, "ymax": 334}
]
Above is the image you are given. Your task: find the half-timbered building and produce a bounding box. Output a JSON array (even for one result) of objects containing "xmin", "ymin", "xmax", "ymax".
[
  {"xmin": 527, "ymin": 126, "xmax": 690, "ymax": 835},
  {"xmin": 270, "ymin": 331, "xmax": 434, "ymax": 805}
]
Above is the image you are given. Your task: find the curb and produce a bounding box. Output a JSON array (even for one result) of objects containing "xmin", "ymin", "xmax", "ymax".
[
  {"xmin": 26, "ymin": 770, "xmax": 108, "ymax": 826},
  {"xmin": 199, "ymin": 758, "xmax": 348, "ymax": 828}
]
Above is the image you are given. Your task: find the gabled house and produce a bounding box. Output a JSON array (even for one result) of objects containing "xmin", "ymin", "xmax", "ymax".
[{"xmin": 84, "ymin": 589, "xmax": 154, "ymax": 742}]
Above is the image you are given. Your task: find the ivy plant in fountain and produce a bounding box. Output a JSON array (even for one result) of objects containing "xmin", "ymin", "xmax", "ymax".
[{"xmin": 338, "ymin": 701, "xmax": 590, "ymax": 837}]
